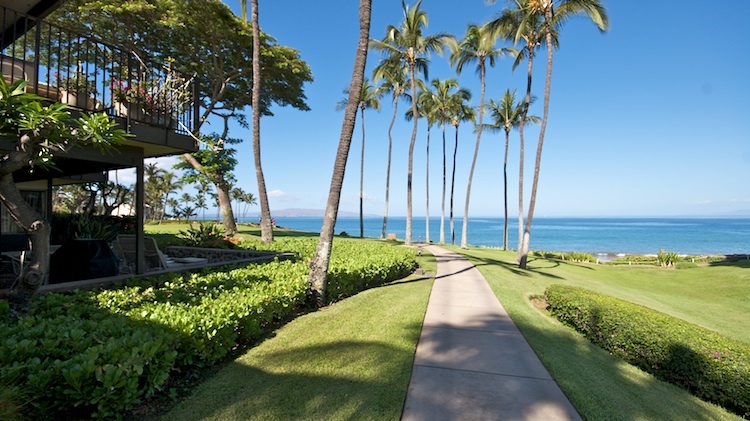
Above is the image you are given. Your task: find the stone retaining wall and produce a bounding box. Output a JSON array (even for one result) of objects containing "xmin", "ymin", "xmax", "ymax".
[{"xmin": 164, "ymin": 246, "xmax": 278, "ymax": 263}]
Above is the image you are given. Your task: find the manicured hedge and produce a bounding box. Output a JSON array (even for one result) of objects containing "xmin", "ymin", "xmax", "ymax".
[
  {"xmin": 545, "ymin": 284, "xmax": 750, "ymax": 418},
  {"xmin": 0, "ymin": 239, "xmax": 416, "ymax": 419}
]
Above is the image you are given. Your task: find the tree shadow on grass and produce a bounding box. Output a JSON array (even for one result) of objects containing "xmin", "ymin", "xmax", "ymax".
[
  {"xmin": 507, "ymin": 299, "xmax": 741, "ymax": 420},
  {"xmin": 162, "ymin": 340, "xmax": 416, "ymax": 420}
]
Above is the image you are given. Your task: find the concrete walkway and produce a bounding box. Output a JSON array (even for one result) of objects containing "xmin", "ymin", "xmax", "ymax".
[{"xmin": 401, "ymin": 246, "xmax": 581, "ymax": 421}]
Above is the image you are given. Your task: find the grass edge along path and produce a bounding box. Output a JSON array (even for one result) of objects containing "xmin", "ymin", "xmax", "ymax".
[
  {"xmin": 448, "ymin": 246, "xmax": 741, "ymax": 421},
  {"xmin": 163, "ymin": 263, "xmax": 435, "ymax": 420}
]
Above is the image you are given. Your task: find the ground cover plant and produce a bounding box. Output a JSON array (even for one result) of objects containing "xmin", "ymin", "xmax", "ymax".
[
  {"xmin": 546, "ymin": 285, "xmax": 750, "ymax": 417},
  {"xmin": 163, "ymin": 263, "xmax": 436, "ymax": 420},
  {"xmin": 0, "ymin": 230, "xmax": 417, "ymax": 419},
  {"xmin": 448, "ymin": 246, "xmax": 744, "ymax": 420}
]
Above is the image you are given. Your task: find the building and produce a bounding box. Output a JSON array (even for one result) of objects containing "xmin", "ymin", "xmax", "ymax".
[{"xmin": 0, "ymin": 0, "xmax": 200, "ymax": 275}]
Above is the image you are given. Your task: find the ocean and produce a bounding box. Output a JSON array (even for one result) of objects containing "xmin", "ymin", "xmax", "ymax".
[{"xmin": 260, "ymin": 216, "xmax": 750, "ymax": 257}]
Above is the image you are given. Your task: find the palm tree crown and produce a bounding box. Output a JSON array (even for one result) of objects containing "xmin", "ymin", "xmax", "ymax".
[{"xmin": 369, "ymin": 0, "xmax": 453, "ymax": 245}]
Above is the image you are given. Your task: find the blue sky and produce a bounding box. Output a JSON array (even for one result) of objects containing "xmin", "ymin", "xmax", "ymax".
[{"xmin": 147, "ymin": 0, "xmax": 750, "ymax": 218}]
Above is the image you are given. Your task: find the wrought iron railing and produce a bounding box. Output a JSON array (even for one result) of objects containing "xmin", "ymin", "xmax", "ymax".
[{"xmin": 0, "ymin": 5, "xmax": 197, "ymax": 135}]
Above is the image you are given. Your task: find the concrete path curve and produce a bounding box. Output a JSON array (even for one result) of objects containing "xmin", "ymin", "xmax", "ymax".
[{"xmin": 401, "ymin": 245, "xmax": 581, "ymax": 421}]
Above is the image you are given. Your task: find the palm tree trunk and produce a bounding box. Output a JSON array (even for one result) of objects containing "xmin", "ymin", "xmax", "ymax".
[
  {"xmin": 450, "ymin": 126, "xmax": 458, "ymax": 245},
  {"xmin": 308, "ymin": 0, "xmax": 371, "ymax": 306},
  {"xmin": 425, "ymin": 125, "xmax": 430, "ymax": 244},
  {"xmin": 406, "ymin": 65, "xmax": 418, "ymax": 245},
  {"xmin": 461, "ymin": 63, "xmax": 486, "ymax": 249},
  {"xmin": 440, "ymin": 123, "xmax": 446, "ymax": 244},
  {"xmin": 380, "ymin": 95, "xmax": 398, "ymax": 239},
  {"xmin": 359, "ymin": 106, "xmax": 365, "ymax": 238},
  {"xmin": 520, "ymin": 15, "xmax": 553, "ymax": 268},
  {"xmin": 503, "ymin": 129, "xmax": 510, "ymax": 250},
  {"xmin": 251, "ymin": 0, "xmax": 273, "ymax": 243},
  {"xmin": 516, "ymin": 46, "xmax": 534, "ymax": 264}
]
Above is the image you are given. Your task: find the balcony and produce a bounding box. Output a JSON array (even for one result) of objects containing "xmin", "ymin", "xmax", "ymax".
[{"xmin": 0, "ymin": 3, "xmax": 199, "ymax": 163}]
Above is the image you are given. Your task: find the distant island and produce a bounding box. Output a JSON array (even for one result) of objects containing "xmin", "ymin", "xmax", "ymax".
[{"xmin": 250, "ymin": 208, "xmax": 377, "ymax": 218}]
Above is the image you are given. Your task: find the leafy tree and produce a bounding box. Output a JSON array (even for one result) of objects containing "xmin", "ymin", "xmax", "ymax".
[
  {"xmin": 369, "ymin": 0, "xmax": 452, "ymax": 245},
  {"xmin": 337, "ymin": 79, "xmax": 381, "ymax": 238},
  {"xmin": 308, "ymin": 0, "xmax": 372, "ymax": 306},
  {"xmin": 450, "ymin": 22, "xmax": 511, "ymax": 249},
  {"xmin": 175, "ymin": 131, "xmax": 239, "ymax": 230},
  {"xmin": 0, "ymin": 80, "xmax": 128, "ymax": 319},
  {"xmin": 50, "ymin": 0, "xmax": 312, "ymax": 235},
  {"xmin": 484, "ymin": 90, "xmax": 539, "ymax": 250},
  {"xmin": 372, "ymin": 59, "xmax": 410, "ymax": 239}
]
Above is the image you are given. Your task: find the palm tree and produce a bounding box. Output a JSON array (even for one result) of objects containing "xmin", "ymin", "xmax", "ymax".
[
  {"xmin": 250, "ymin": 0, "xmax": 273, "ymax": 243},
  {"xmin": 500, "ymin": 0, "xmax": 608, "ymax": 267},
  {"xmin": 308, "ymin": 0, "xmax": 372, "ymax": 306},
  {"xmin": 424, "ymin": 78, "xmax": 469, "ymax": 244},
  {"xmin": 158, "ymin": 170, "xmax": 181, "ymax": 223},
  {"xmin": 240, "ymin": 191, "xmax": 257, "ymax": 220},
  {"xmin": 484, "ymin": 90, "xmax": 539, "ymax": 249},
  {"xmin": 144, "ymin": 163, "xmax": 164, "ymax": 221},
  {"xmin": 372, "ymin": 59, "xmax": 409, "ymax": 239},
  {"xmin": 449, "ymin": 100, "xmax": 475, "ymax": 245},
  {"xmin": 337, "ymin": 78, "xmax": 381, "ymax": 238},
  {"xmin": 231, "ymin": 186, "xmax": 246, "ymax": 220},
  {"xmin": 180, "ymin": 192, "xmax": 194, "ymax": 221},
  {"xmin": 412, "ymin": 87, "xmax": 438, "ymax": 244},
  {"xmin": 450, "ymin": 22, "xmax": 511, "ymax": 249},
  {"xmin": 195, "ymin": 177, "xmax": 213, "ymax": 220},
  {"xmin": 369, "ymin": 0, "xmax": 452, "ymax": 245},
  {"xmin": 489, "ymin": 1, "xmax": 543, "ymax": 262}
]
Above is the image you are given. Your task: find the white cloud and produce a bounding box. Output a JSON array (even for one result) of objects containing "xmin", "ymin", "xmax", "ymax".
[{"xmin": 269, "ymin": 189, "xmax": 298, "ymax": 202}]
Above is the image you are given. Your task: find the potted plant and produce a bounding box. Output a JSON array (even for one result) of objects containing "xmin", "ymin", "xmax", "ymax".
[{"xmin": 58, "ymin": 71, "xmax": 98, "ymax": 109}]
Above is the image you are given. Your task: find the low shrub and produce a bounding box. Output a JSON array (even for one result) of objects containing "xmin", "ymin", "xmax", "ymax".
[
  {"xmin": 531, "ymin": 250, "xmax": 595, "ymax": 263},
  {"xmin": 545, "ymin": 285, "xmax": 750, "ymax": 418},
  {"xmin": 657, "ymin": 249, "xmax": 681, "ymax": 267},
  {"xmin": 1, "ymin": 239, "xmax": 416, "ymax": 419},
  {"xmin": 178, "ymin": 222, "xmax": 230, "ymax": 248}
]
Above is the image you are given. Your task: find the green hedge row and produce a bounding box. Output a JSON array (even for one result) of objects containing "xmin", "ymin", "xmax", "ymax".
[
  {"xmin": 545, "ymin": 285, "xmax": 750, "ymax": 418},
  {"xmin": 1, "ymin": 239, "xmax": 416, "ymax": 419}
]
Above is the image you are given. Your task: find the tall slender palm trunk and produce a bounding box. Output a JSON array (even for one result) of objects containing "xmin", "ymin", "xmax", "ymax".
[
  {"xmin": 405, "ymin": 65, "xmax": 418, "ymax": 245},
  {"xmin": 425, "ymin": 126, "xmax": 430, "ymax": 243},
  {"xmin": 503, "ymin": 129, "xmax": 510, "ymax": 250},
  {"xmin": 380, "ymin": 95, "xmax": 398, "ymax": 239},
  {"xmin": 520, "ymin": 14, "xmax": 553, "ymax": 268},
  {"xmin": 251, "ymin": 0, "xmax": 273, "ymax": 243},
  {"xmin": 308, "ymin": 0, "xmax": 371, "ymax": 306},
  {"xmin": 460, "ymin": 64, "xmax": 485, "ymax": 249},
  {"xmin": 450, "ymin": 126, "xmax": 459, "ymax": 244},
  {"xmin": 359, "ymin": 107, "xmax": 365, "ymax": 238},
  {"xmin": 440, "ymin": 123, "xmax": 447, "ymax": 244},
  {"xmin": 516, "ymin": 47, "xmax": 534, "ymax": 263}
]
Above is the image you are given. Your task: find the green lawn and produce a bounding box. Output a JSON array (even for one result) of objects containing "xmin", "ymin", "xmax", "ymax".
[
  {"xmin": 448, "ymin": 246, "xmax": 745, "ymax": 420},
  {"xmin": 161, "ymin": 253, "xmax": 436, "ymax": 420},
  {"xmin": 141, "ymin": 226, "xmax": 746, "ymax": 419}
]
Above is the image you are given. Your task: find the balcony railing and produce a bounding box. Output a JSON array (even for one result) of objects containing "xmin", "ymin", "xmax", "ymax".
[{"xmin": 0, "ymin": 5, "xmax": 197, "ymax": 135}]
